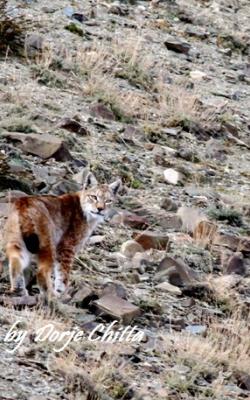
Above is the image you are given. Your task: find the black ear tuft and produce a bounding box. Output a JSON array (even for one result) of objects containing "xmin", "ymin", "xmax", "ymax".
[
  {"xmin": 109, "ymin": 179, "xmax": 122, "ymax": 196},
  {"xmin": 83, "ymin": 172, "xmax": 98, "ymax": 190}
]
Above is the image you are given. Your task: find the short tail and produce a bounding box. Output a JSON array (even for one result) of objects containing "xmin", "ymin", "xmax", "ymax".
[{"xmin": 5, "ymin": 202, "xmax": 40, "ymax": 255}]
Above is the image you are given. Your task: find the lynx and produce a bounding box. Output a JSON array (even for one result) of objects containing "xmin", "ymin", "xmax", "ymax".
[{"xmin": 4, "ymin": 173, "xmax": 121, "ymax": 299}]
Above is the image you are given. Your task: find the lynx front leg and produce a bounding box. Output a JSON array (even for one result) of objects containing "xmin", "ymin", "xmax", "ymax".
[
  {"xmin": 54, "ymin": 261, "xmax": 68, "ymax": 295},
  {"xmin": 55, "ymin": 240, "xmax": 76, "ymax": 296}
]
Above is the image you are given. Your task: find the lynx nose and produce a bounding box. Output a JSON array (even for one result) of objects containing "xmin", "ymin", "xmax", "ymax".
[{"xmin": 97, "ymin": 204, "xmax": 104, "ymax": 213}]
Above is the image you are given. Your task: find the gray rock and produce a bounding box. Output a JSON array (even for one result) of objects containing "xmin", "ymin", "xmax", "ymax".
[
  {"xmin": 51, "ymin": 180, "xmax": 81, "ymax": 195},
  {"xmin": 224, "ymin": 252, "xmax": 246, "ymax": 276},
  {"xmin": 25, "ymin": 34, "xmax": 45, "ymax": 57},
  {"xmin": 185, "ymin": 324, "xmax": 207, "ymax": 335},
  {"xmin": 178, "ymin": 148, "xmax": 199, "ymax": 162},
  {"xmin": 164, "ymin": 168, "xmax": 183, "ymax": 185},
  {"xmin": 2, "ymin": 132, "xmax": 72, "ymax": 160},
  {"xmin": 90, "ymin": 103, "xmax": 116, "ymax": 120},
  {"xmin": 155, "ymin": 256, "xmax": 199, "ymax": 286},
  {"xmin": 160, "ymin": 198, "xmax": 178, "ymax": 212},
  {"xmin": 101, "ymin": 281, "xmax": 127, "ymax": 299}
]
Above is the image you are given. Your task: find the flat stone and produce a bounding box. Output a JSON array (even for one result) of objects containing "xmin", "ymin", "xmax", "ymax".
[
  {"xmin": 120, "ymin": 240, "xmax": 144, "ymax": 258},
  {"xmin": 93, "ymin": 294, "xmax": 140, "ymax": 324},
  {"xmin": 162, "ymin": 127, "xmax": 182, "ymax": 137},
  {"xmin": 72, "ymin": 286, "xmax": 96, "ymax": 307},
  {"xmin": 190, "ymin": 70, "xmax": 208, "ymax": 80},
  {"xmin": 155, "ymin": 256, "xmax": 199, "ymax": 286},
  {"xmin": 3, "ymin": 132, "xmax": 72, "ymax": 160},
  {"xmin": 164, "ymin": 38, "xmax": 191, "ymax": 54},
  {"xmin": 132, "ymin": 231, "xmax": 169, "ymax": 250},
  {"xmin": 101, "ymin": 281, "xmax": 127, "ymax": 299},
  {"xmin": 213, "ymin": 233, "xmax": 250, "ymax": 253},
  {"xmin": 158, "ymin": 214, "xmax": 182, "ymax": 231},
  {"xmin": 111, "ymin": 211, "xmax": 149, "ymax": 229},
  {"xmin": 58, "ymin": 117, "xmax": 89, "ymax": 135},
  {"xmin": 156, "ymin": 281, "xmax": 182, "ymax": 295}
]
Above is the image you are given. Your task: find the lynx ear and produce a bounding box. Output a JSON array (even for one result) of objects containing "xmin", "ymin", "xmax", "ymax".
[
  {"xmin": 83, "ymin": 172, "xmax": 98, "ymax": 190},
  {"xmin": 109, "ymin": 179, "xmax": 122, "ymax": 196}
]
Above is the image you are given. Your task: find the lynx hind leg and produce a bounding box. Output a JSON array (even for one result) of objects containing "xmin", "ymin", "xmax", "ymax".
[
  {"xmin": 6, "ymin": 244, "xmax": 30, "ymax": 295},
  {"xmin": 37, "ymin": 247, "xmax": 55, "ymax": 300}
]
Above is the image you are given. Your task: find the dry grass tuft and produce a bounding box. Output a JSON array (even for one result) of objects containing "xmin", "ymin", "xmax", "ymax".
[
  {"xmin": 155, "ymin": 82, "xmax": 200, "ymax": 127},
  {"xmin": 83, "ymin": 72, "xmax": 151, "ymax": 122},
  {"xmin": 162, "ymin": 312, "xmax": 250, "ymax": 398},
  {"xmin": 193, "ymin": 220, "xmax": 218, "ymax": 248},
  {"xmin": 52, "ymin": 343, "xmax": 135, "ymax": 400}
]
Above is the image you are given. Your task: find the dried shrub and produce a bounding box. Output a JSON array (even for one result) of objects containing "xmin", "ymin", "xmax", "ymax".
[{"xmin": 0, "ymin": 0, "xmax": 29, "ymax": 56}]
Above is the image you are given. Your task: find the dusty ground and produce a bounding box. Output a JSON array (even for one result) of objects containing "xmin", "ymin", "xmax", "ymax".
[{"xmin": 0, "ymin": 0, "xmax": 250, "ymax": 399}]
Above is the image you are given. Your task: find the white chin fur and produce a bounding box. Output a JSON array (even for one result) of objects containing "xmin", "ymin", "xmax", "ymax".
[{"xmin": 86, "ymin": 211, "xmax": 104, "ymax": 222}]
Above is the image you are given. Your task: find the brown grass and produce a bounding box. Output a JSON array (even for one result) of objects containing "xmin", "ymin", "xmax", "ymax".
[{"xmin": 162, "ymin": 311, "xmax": 250, "ymax": 398}]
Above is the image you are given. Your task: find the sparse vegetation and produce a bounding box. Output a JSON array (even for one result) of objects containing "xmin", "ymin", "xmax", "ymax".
[
  {"xmin": 31, "ymin": 65, "xmax": 67, "ymax": 88},
  {"xmin": 208, "ymin": 207, "xmax": 243, "ymax": 227},
  {"xmin": 65, "ymin": 22, "xmax": 85, "ymax": 37},
  {"xmin": 0, "ymin": 116, "xmax": 36, "ymax": 133}
]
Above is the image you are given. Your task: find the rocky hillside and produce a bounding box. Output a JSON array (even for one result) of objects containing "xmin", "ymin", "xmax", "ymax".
[{"xmin": 0, "ymin": 0, "xmax": 250, "ymax": 399}]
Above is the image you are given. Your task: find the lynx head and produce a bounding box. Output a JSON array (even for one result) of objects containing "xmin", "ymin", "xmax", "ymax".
[{"xmin": 80, "ymin": 172, "xmax": 122, "ymax": 221}]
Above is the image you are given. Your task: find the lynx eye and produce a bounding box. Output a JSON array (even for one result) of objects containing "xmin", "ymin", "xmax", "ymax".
[
  {"xmin": 89, "ymin": 195, "xmax": 98, "ymax": 201},
  {"xmin": 105, "ymin": 200, "xmax": 112, "ymax": 205}
]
